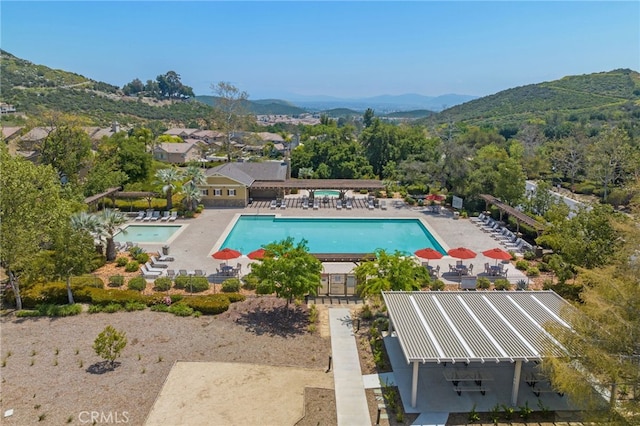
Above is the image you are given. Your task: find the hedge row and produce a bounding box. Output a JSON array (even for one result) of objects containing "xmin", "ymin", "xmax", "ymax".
[{"xmin": 11, "ymin": 282, "xmax": 245, "ymax": 315}]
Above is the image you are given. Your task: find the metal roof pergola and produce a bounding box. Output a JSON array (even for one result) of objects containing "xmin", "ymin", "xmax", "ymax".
[
  {"xmin": 250, "ymin": 178, "xmax": 385, "ymax": 191},
  {"xmin": 479, "ymin": 194, "xmax": 546, "ymax": 234},
  {"xmin": 382, "ymin": 291, "xmax": 572, "ymax": 407}
]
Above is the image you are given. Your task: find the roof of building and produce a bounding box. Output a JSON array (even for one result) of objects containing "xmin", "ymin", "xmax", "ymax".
[
  {"xmin": 156, "ymin": 141, "xmax": 199, "ymax": 154},
  {"xmin": 164, "ymin": 128, "xmax": 199, "ymax": 137},
  {"xmin": 1, "ymin": 126, "xmax": 22, "ymax": 139},
  {"xmin": 20, "ymin": 127, "xmax": 54, "ymax": 141},
  {"xmin": 256, "ymin": 132, "xmax": 285, "ymax": 142},
  {"xmin": 193, "ymin": 129, "xmax": 224, "ymax": 139},
  {"xmin": 382, "ymin": 291, "xmax": 571, "ymax": 364},
  {"xmin": 206, "ymin": 161, "xmax": 287, "ymax": 184},
  {"xmin": 205, "ymin": 163, "xmax": 256, "ymax": 186}
]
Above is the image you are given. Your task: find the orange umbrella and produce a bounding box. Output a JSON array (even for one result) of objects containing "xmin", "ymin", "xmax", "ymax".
[
  {"xmin": 482, "ymin": 247, "xmax": 512, "ymax": 262},
  {"xmin": 447, "ymin": 247, "xmax": 477, "ymax": 259},
  {"xmin": 414, "ymin": 248, "xmax": 444, "ymax": 262},
  {"xmin": 247, "ymin": 248, "xmax": 267, "ymax": 260},
  {"xmin": 212, "ymin": 248, "xmax": 242, "ymax": 260}
]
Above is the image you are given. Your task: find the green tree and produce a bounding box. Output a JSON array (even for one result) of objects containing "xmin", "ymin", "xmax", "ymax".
[
  {"xmin": 0, "ymin": 147, "xmax": 73, "ymax": 310},
  {"xmin": 155, "ymin": 168, "xmax": 183, "ymax": 210},
  {"xmin": 363, "ymin": 108, "xmax": 375, "ymax": 128},
  {"xmin": 536, "ymin": 204, "xmax": 621, "ymax": 269},
  {"xmin": 525, "ymin": 180, "xmax": 559, "ymax": 217},
  {"xmin": 587, "ymin": 127, "xmax": 634, "ymax": 200},
  {"xmin": 543, "ymin": 218, "xmax": 640, "ymax": 424},
  {"xmin": 98, "ymin": 131, "xmax": 152, "ymax": 184},
  {"xmin": 93, "ymin": 325, "xmax": 127, "ymax": 369},
  {"xmin": 494, "ymin": 157, "xmax": 526, "ymax": 207},
  {"xmin": 82, "ymin": 156, "xmax": 128, "ymax": 197},
  {"xmin": 183, "ymin": 164, "xmax": 206, "ymax": 187},
  {"xmin": 49, "ymin": 221, "xmax": 95, "ymax": 304},
  {"xmin": 39, "ymin": 124, "xmax": 92, "ymax": 183},
  {"xmin": 181, "ymin": 183, "xmax": 202, "ymax": 212},
  {"xmin": 354, "ymin": 249, "xmax": 427, "ymax": 298},
  {"xmin": 96, "ymin": 209, "xmax": 127, "ymax": 261},
  {"xmin": 249, "ymin": 238, "xmax": 322, "ymax": 308}
]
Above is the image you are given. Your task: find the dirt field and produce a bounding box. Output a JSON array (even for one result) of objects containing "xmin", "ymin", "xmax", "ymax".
[{"xmin": 0, "ymin": 297, "xmax": 333, "ymax": 426}]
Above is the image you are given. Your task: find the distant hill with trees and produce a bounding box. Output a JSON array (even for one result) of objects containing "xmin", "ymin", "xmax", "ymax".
[{"xmin": 427, "ymin": 69, "xmax": 640, "ymax": 127}]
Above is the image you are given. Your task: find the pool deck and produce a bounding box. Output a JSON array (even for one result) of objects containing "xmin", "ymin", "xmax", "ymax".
[{"xmin": 134, "ymin": 198, "xmax": 528, "ymax": 286}]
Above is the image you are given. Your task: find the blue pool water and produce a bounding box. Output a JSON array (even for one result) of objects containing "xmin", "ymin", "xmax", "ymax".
[
  {"xmin": 221, "ymin": 216, "xmax": 445, "ymax": 255},
  {"xmin": 313, "ymin": 190, "xmax": 340, "ymax": 197},
  {"xmin": 114, "ymin": 225, "xmax": 181, "ymax": 243}
]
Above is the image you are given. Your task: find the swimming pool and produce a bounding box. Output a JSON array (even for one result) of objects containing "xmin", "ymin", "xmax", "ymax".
[
  {"xmin": 313, "ymin": 189, "xmax": 340, "ymax": 197},
  {"xmin": 220, "ymin": 215, "xmax": 446, "ymax": 255},
  {"xmin": 114, "ymin": 225, "xmax": 183, "ymax": 244}
]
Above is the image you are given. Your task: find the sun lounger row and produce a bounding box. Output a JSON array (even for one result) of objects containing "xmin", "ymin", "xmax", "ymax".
[
  {"xmin": 134, "ymin": 210, "xmax": 177, "ymax": 221},
  {"xmin": 473, "ymin": 214, "xmax": 534, "ymax": 253}
]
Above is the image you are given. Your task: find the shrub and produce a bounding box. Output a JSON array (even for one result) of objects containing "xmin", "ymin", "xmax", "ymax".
[
  {"xmin": 184, "ymin": 210, "xmax": 195, "ymax": 218},
  {"xmin": 526, "ymin": 267, "xmax": 540, "ymax": 277},
  {"xmin": 108, "ymin": 275, "xmax": 125, "ymax": 288},
  {"xmin": 537, "ymin": 262, "xmax": 551, "ymax": 272},
  {"xmin": 168, "ymin": 303, "xmax": 194, "ymax": 317},
  {"xmin": 182, "ymin": 295, "xmax": 230, "ymax": 315},
  {"xmin": 523, "ymin": 250, "xmax": 537, "ymax": 260},
  {"xmin": 494, "ymin": 279, "xmax": 512, "ymax": 291},
  {"xmin": 115, "ymin": 257, "xmax": 129, "ymax": 267},
  {"xmin": 124, "ymin": 301, "xmax": 146, "ymax": 312},
  {"xmin": 127, "ymin": 277, "xmax": 146, "ymax": 292},
  {"xmin": 129, "ymin": 246, "xmax": 144, "ymax": 256},
  {"xmin": 221, "ymin": 278, "xmax": 241, "ymax": 293},
  {"xmin": 93, "ymin": 325, "xmax": 127, "ymax": 368},
  {"xmin": 360, "ymin": 304, "xmax": 373, "ymax": 320},
  {"xmin": 79, "ymin": 287, "xmax": 146, "ymax": 306},
  {"xmin": 72, "ymin": 275, "xmax": 105, "ymax": 288},
  {"xmin": 174, "ymin": 276, "xmax": 209, "ymax": 292},
  {"xmin": 429, "ymin": 279, "xmax": 445, "ymax": 291},
  {"xmin": 255, "ymin": 281, "xmax": 273, "ymax": 295},
  {"xmin": 241, "ymin": 274, "xmax": 259, "ymax": 290},
  {"xmin": 476, "ymin": 277, "xmax": 491, "ymax": 290},
  {"xmin": 515, "ymin": 260, "xmax": 529, "ymax": 270},
  {"xmin": 225, "ymin": 293, "xmax": 246, "ymax": 303},
  {"xmin": 90, "ymin": 254, "xmax": 106, "ymax": 271},
  {"xmin": 124, "ymin": 261, "xmax": 140, "ymax": 273},
  {"xmin": 101, "ymin": 303, "xmax": 124, "ymax": 313},
  {"xmin": 135, "ymin": 253, "xmax": 149, "ymax": 264},
  {"xmin": 16, "ymin": 304, "xmax": 82, "ymax": 317},
  {"xmin": 153, "ymin": 277, "xmax": 172, "ymax": 292},
  {"xmin": 150, "ymin": 304, "xmax": 169, "ymax": 312}
]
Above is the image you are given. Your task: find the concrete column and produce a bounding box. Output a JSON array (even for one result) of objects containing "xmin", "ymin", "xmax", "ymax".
[
  {"xmin": 511, "ymin": 360, "xmax": 522, "ymax": 406},
  {"xmin": 388, "ymin": 318, "xmax": 394, "ymax": 335},
  {"xmin": 411, "ymin": 361, "xmax": 419, "ymax": 408}
]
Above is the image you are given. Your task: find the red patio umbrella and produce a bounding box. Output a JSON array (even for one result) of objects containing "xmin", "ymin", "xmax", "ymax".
[
  {"xmin": 482, "ymin": 247, "xmax": 512, "ymax": 262},
  {"xmin": 211, "ymin": 248, "xmax": 242, "ymax": 261},
  {"xmin": 447, "ymin": 247, "xmax": 477, "ymax": 259},
  {"xmin": 414, "ymin": 248, "xmax": 444, "ymax": 263},
  {"xmin": 247, "ymin": 248, "xmax": 267, "ymax": 260}
]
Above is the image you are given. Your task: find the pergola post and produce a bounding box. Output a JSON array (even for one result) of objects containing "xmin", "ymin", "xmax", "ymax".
[
  {"xmin": 411, "ymin": 361, "xmax": 419, "ymax": 408},
  {"xmin": 388, "ymin": 317, "xmax": 394, "ymax": 335},
  {"xmin": 511, "ymin": 360, "xmax": 522, "ymax": 406}
]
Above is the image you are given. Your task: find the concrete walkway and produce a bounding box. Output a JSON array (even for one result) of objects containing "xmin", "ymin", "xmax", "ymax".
[{"xmin": 329, "ymin": 308, "xmax": 371, "ymax": 426}]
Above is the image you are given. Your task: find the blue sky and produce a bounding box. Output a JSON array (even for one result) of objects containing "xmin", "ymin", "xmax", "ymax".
[{"xmin": 2, "ymin": 1, "xmax": 638, "ymax": 99}]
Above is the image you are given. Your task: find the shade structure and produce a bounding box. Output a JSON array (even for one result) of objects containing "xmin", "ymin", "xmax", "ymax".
[
  {"xmin": 414, "ymin": 248, "xmax": 444, "ymax": 261},
  {"xmin": 482, "ymin": 247, "xmax": 512, "ymax": 261},
  {"xmin": 211, "ymin": 248, "xmax": 242, "ymax": 260},
  {"xmin": 247, "ymin": 248, "xmax": 267, "ymax": 260},
  {"xmin": 447, "ymin": 247, "xmax": 477, "ymax": 259}
]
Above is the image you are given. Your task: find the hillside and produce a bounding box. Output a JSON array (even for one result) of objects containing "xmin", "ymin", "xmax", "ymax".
[
  {"xmin": 427, "ymin": 69, "xmax": 640, "ymax": 127},
  {"xmin": 194, "ymin": 95, "xmax": 308, "ymax": 115}
]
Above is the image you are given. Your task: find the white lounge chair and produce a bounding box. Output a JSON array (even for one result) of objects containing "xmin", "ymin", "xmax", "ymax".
[
  {"xmin": 270, "ymin": 200, "xmax": 277, "ymax": 209},
  {"xmin": 158, "ymin": 253, "xmax": 175, "ymax": 262},
  {"xmin": 346, "ymin": 199, "xmax": 352, "ymax": 210},
  {"xmin": 142, "ymin": 210, "xmax": 154, "ymax": 222},
  {"xmin": 367, "ymin": 200, "xmax": 375, "ymax": 210},
  {"xmin": 280, "ymin": 200, "xmax": 287, "ymax": 209},
  {"xmin": 313, "ymin": 199, "xmax": 319, "ymax": 210},
  {"xmin": 133, "ymin": 211, "xmax": 145, "ymax": 221},
  {"xmin": 150, "ymin": 211, "xmax": 161, "ymax": 221},
  {"xmin": 159, "ymin": 211, "xmax": 170, "ymax": 221},
  {"xmin": 336, "ymin": 200, "xmax": 342, "ymax": 210},
  {"xmin": 167, "ymin": 211, "xmax": 178, "ymax": 222},
  {"xmin": 302, "ymin": 199, "xmax": 309, "ymax": 209},
  {"xmin": 145, "ymin": 262, "xmax": 165, "ymax": 273},
  {"xmin": 380, "ymin": 200, "xmax": 387, "ymax": 210},
  {"xmin": 150, "ymin": 256, "xmax": 168, "ymax": 269},
  {"xmin": 140, "ymin": 265, "xmax": 161, "ymax": 279}
]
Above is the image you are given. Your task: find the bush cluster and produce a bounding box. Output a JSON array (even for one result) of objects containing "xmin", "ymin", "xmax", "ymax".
[
  {"xmin": 125, "ymin": 261, "xmax": 140, "ymax": 273},
  {"xmin": 153, "ymin": 277, "xmax": 172, "ymax": 291},
  {"xmin": 174, "ymin": 276, "xmax": 209, "ymax": 292},
  {"xmin": 476, "ymin": 277, "xmax": 491, "ymax": 290},
  {"xmin": 221, "ymin": 278, "xmax": 241, "ymax": 293},
  {"xmin": 115, "ymin": 257, "xmax": 129, "ymax": 267},
  {"xmin": 515, "ymin": 260, "xmax": 529, "ymax": 270},
  {"xmin": 494, "ymin": 279, "xmax": 512, "ymax": 291},
  {"xmin": 16, "ymin": 303, "xmax": 82, "ymax": 318},
  {"xmin": 182, "ymin": 295, "xmax": 231, "ymax": 315},
  {"xmin": 108, "ymin": 275, "xmax": 125, "ymax": 287},
  {"xmin": 127, "ymin": 277, "xmax": 147, "ymax": 292}
]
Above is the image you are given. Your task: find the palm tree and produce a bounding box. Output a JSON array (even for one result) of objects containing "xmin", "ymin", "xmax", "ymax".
[
  {"xmin": 97, "ymin": 209, "xmax": 127, "ymax": 261},
  {"xmin": 183, "ymin": 164, "xmax": 206, "ymax": 187},
  {"xmin": 70, "ymin": 211, "xmax": 103, "ymax": 252},
  {"xmin": 181, "ymin": 183, "xmax": 202, "ymax": 212},
  {"xmin": 155, "ymin": 168, "xmax": 182, "ymax": 210}
]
